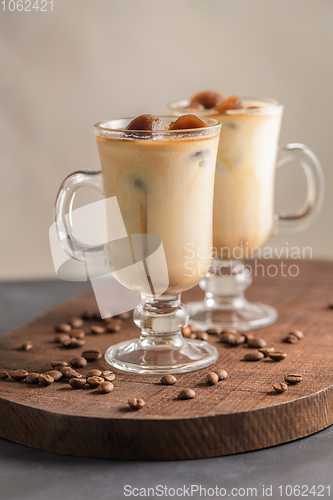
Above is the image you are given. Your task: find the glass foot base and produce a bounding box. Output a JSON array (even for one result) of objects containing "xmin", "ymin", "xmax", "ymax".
[
  {"xmin": 105, "ymin": 338, "xmax": 219, "ymax": 374},
  {"xmin": 187, "ymin": 300, "xmax": 278, "ymax": 332}
]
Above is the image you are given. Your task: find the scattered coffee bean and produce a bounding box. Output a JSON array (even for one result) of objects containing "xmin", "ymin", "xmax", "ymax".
[
  {"xmin": 216, "ymin": 369, "xmax": 228, "ymax": 380},
  {"xmin": 206, "ymin": 372, "xmax": 219, "ymax": 385},
  {"xmin": 10, "ymin": 369, "xmax": 28, "ymax": 381},
  {"xmin": 229, "ymin": 335, "xmax": 246, "ymax": 346},
  {"xmin": 114, "ymin": 311, "xmax": 131, "ymax": 320},
  {"xmin": 55, "ymin": 323, "xmax": 72, "ymax": 333},
  {"xmin": 288, "ymin": 329, "xmax": 304, "ymax": 340},
  {"xmin": 188, "ymin": 324, "xmax": 198, "ymax": 333},
  {"xmin": 70, "ymin": 329, "xmax": 85, "ymax": 339},
  {"xmin": 223, "ymin": 328, "xmax": 238, "ymax": 335},
  {"xmin": 45, "ymin": 370, "xmax": 63, "ymax": 381},
  {"xmin": 82, "ymin": 349, "xmax": 102, "ymax": 361},
  {"xmin": 69, "ymin": 377, "xmax": 87, "ymax": 389},
  {"xmin": 0, "ymin": 370, "xmax": 9, "ymax": 379},
  {"xmin": 90, "ymin": 325, "xmax": 106, "ymax": 335},
  {"xmin": 98, "ymin": 381, "xmax": 114, "ymax": 394},
  {"xmin": 220, "ymin": 332, "xmax": 236, "ymax": 344},
  {"xmin": 102, "ymin": 371, "xmax": 116, "ymax": 382},
  {"xmin": 62, "ymin": 338, "xmax": 85, "ymax": 349},
  {"xmin": 86, "ymin": 369, "xmax": 102, "ymax": 378},
  {"xmin": 69, "ymin": 316, "xmax": 84, "ymax": 328},
  {"xmin": 284, "ymin": 374, "xmax": 302, "ymax": 385},
  {"xmin": 178, "ymin": 389, "xmax": 195, "ymax": 400},
  {"xmin": 206, "ymin": 327, "xmax": 222, "ymax": 335},
  {"xmin": 247, "ymin": 337, "xmax": 267, "ymax": 348},
  {"xmin": 38, "ymin": 374, "xmax": 54, "ymax": 386},
  {"xmin": 87, "ymin": 376, "xmax": 104, "ymax": 388},
  {"xmin": 25, "ymin": 372, "xmax": 40, "ymax": 384},
  {"xmin": 244, "ymin": 352, "xmax": 264, "ymax": 362},
  {"xmin": 161, "ymin": 374, "xmax": 177, "ymax": 385},
  {"xmin": 190, "ymin": 332, "xmax": 197, "ymax": 339},
  {"xmin": 273, "ymin": 382, "xmax": 288, "ymax": 394},
  {"xmin": 51, "ymin": 360, "xmax": 68, "ymax": 368},
  {"xmin": 181, "ymin": 326, "xmax": 192, "ymax": 337},
  {"xmin": 70, "ymin": 356, "xmax": 87, "ymax": 369},
  {"xmin": 269, "ymin": 352, "xmax": 287, "ymax": 362},
  {"xmin": 259, "ymin": 347, "xmax": 275, "ymax": 358},
  {"xmin": 82, "ymin": 309, "xmax": 94, "ymax": 319},
  {"xmin": 60, "ymin": 367, "xmax": 82, "ymax": 379},
  {"xmin": 106, "ymin": 320, "xmax": 121, "ymax": 333},
  {"xmin": 21, "ymin": 341, "xmax": 33, "ymax": 351},
  {"xmin": 55, "ymin": 333, "xmax": 71, "ymax": 343},
  {"xmin": 285, "ymin": 334, "xmax": 299, "ymax": 344},
  {"xmin": 196, "ymin": 331, "xmax": 209, "ymax": 341},
  {"xmin": 128, "ymin": 398, "xmax": 145, "ymax": 410}
]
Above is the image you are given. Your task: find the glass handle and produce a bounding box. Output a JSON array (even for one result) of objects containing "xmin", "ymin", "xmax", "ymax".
[
  {"xmin": 54, "ymin": 170, "xmax": 105, "ymax": 263},
  {"xmin": 275, "ymin": 143, "xmax": 325, "ymax": 233}
]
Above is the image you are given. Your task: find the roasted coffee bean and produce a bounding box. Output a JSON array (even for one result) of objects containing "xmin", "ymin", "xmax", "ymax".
[
  {"xmin": 70, "ymin": 356, "xmax": 87, "ymax": 369},
  {"xmin": 190, "ymin": 333, "xmax": 197, "ymax": 339},
  {"xmin": 216, "ymin": 369, "xmax": 228, "ymax": 380},
  {"xmin": 102, "ymin": 371, "xmax": 116, "ymax": 382},
  {"xmin": 128, "ymin": 398, "xmax": 145, "ymax": 410},
  {"xmin": 220, "ymin": 333, "xmax": 236, "ymax": 344},
  {"xmin": 178, "ymin": 388, "xmax": 195, "ymax": 400},
  {"xmin": 228, "ymin": 335, "xmax": 246, "ymax": 346},
  {"xmin": 196, "ymin": 331, "xmax": 209, "ymax": 341},
  {"xmin": 62, "ymin": 338, "xmax": 85, "ymax": 349},
  {"xmin": 44, "ymin": 370, "xmax": 62, "ymax": 381},
  {"xmin": 87, "ymin": 376, "xmax": 104, "ymax": 388},
  {"xmin": 0, "ymin": 370, "xmax": 9, "ymax": 379},
  {"xmin": 90, "ymin": 325, "xmax": 106, "ymax": 335},
  {"xmin": 69, "ymin": 377, "xmax": 87, "ymax": 389},
  {"xmin": 284, "ymin": 374, "xmax": 302, "ymax": 385},
  {"xmin": 247, "ymin": 337, "xmax": 267, "ymax": 348},
  {"xmin": 106, "ymin": 320, "xmax": 121, "ymax": 333},
  {"xmin": 181, "ymin": 326, "xmax": 192, "ymax": 337},
  {"xmin": 206, "ymin": 372, "xmax": 219, "ymax": 385},
  {"xmin": 98, "ymin": 381, "xmax": 114, "ymax": 394},
  {"xmin": 82, "ymin": 309, "xmax": 94, "ymax": 319},
  {"xmin": 285, "ymin": 334, "xmax": 299, "ymax": 344},
  {"xmin": 25, "ymin": 372, "xmax": 40, "ymax": 384},
  {"xmin": 21, "ymin": 341, "xmax": 33, "ymax": 351},
  {"xmin": 38, "ymin": 374, "xmax": 54, "ymax": 386},
  {"xmin": 206, "ymin": 327, "xmax": 222, "ymax": 335},
  {"xmin": 60, "ymin": 367, "xmax": 82, "ymax": 379},
  {"xmin": 82, "ymin": 349, "xmax": 102, "ymax": 361},
  {"xmin": 288, "ymin": 329, "xmax": 304, "ymax": 340},
  {"xmin": 55, "ymin": 323, "xmax": 72, "ymax": 333},
  {"xmin": 161, "ymin": 374, "xmax": 177, "ymax": 385},
  {"xmin": 259, "ymin": 347, "xmax": 275, "ymax": 358},
  {"xmin": 223, "ymin": 328, "xmax": 238, "ymax": 335},
  {"xmin": 269, "ymin": 352, "xmax": 287, "ymax": 362},
  {"xmin": 86, "ymin": 369, "xmax": 102, "ymax": 378},
  {"xmin": 55, "ymin": 333, "xmax": 71, "ymax": 343},
  {"xmin": 113, "ymin": 311, "xmax": 131, "ymax": 320},
  {"xmin": 70, "ymin": 329, "xmax": 85, "ymax": 339},
  {"xmin": 188, "ymin": 324, "xmax": 198, "ymax": 333},
  {"xmin": 273, "ymin": 382, "xmax": 288, "ymax": 394},
  {"xmin": 51, "ymin": 360, "xmax": 68, "ymax": 368},
  {"xmin": 244, "ymin": 352, "xmax": 264, "ymax": 362},
  {"xmin": 10, "ymin": 369, "xmax": 28, "ymax": 381},
  {"xmin": 69, "ymin": 316, "xmax": 84, "ymax": 328}
]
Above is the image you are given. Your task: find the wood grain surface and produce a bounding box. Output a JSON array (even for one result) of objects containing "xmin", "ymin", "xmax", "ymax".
[{"xmin": 0, "ymin": 259, "xmax": 332, "ymax": 460}]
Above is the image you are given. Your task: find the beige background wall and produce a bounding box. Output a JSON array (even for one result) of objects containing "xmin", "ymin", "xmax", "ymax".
[{"xmin": 1, "ymin": 0, "xmax": 332, "ymax": 280}]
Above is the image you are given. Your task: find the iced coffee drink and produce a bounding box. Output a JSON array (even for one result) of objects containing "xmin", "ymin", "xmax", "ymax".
[
  {"xmin": 95, "ymin": 114, "xmax": 220, "ymax": 293},
  {"xmin": 168, "ymin": 93, "xmax": 283, "ymax": 258}
]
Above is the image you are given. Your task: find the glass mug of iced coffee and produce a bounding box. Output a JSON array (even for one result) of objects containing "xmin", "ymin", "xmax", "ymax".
[
  {"xmin": 168, "ymin": 92, "xmax": 324, "ymax": 331},
  {"xmin": 54, "ymin": 114, "xmax": 221, "ymax": 373}
]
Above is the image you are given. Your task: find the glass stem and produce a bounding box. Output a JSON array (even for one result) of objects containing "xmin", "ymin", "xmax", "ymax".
[
  {"xmin": 133, "ymin": 294, "xmax": 188, "ymax": 348},
  {"xmin": 200, "ymin": 259, "xmax": 252, "ymax": 309}
]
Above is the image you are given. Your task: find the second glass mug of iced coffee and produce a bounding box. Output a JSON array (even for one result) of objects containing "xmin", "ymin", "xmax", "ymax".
[
  {"xmin": 168, "ymin": 95, "xmax": 324, "ymax": 331},
  {"xmin": 54, "ymin": 116, "xmax": 221, "ymax": 373}
]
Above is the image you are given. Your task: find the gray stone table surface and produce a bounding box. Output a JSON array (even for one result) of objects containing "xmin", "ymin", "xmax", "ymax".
[{"xmin": 0, "ymin": 280, "xmax": 332, "ymax": 500}]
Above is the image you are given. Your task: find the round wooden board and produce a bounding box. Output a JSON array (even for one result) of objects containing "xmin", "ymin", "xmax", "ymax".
[{"xmin": 0, "ymin": 259, "xmax": 333, "ymax": 461}]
